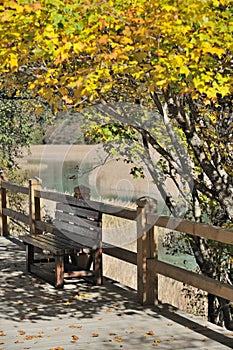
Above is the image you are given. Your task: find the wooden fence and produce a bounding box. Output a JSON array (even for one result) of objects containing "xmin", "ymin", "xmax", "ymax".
[{"xmin": 0, "ymin": 175, "xmax": 233, "ymax": 306}]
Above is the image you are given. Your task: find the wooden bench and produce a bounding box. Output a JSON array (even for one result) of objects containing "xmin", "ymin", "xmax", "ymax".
[{"xmin": 21, "ymin": 200, "xmax": 102, "ymax": 288}]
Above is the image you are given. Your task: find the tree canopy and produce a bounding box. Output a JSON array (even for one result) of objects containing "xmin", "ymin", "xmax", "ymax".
[{"xmin": 0, "ymin": 0, "xmax": 232, "ymax": 107}]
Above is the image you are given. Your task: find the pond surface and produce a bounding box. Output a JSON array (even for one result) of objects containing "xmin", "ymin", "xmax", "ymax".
[
  {"xmin": 21, "ymin": 144, "xmax": 162, "ymax": 203},
  {"xmin": 21, "ymin": 145, "xmax": 197, "ymax": 271}
]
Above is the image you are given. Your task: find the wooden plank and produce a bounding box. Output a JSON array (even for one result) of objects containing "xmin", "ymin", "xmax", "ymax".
[
  {"xmin": 64, "ymin": 270, "xmax": 94, "ymax": 278},
  {"xmin": 22, "ymin": 235, "xmax": 67, "ymax": 254},
  {"xmin": 147, "ymin": 214, "xmax": 233, "ymax": 245},
  {"xmin": 34, "ymin": 189, "xmax": 137, "ymax": 220},
  {"xmin": 3, "ymin": 208, "xmax": 29, "ymax": 225},
  {"xmin": 35, "ymin": 220, "xmax": 56, "ymax": 233},
  {"xmin": 53, "ymin": 219, "xmax": 100, "ymax": 242},
  {"xmin": 103, "ymin": 208, "xmax": 137, "ymax": 221},
  {"xmin": 56, "ymin": 203, "xmax": 101, "ymax": 221},
  {"xmin": 103, "ymin": 245, "xmax": 137, "ymax": 265},
  {"xmin": 26, "ymin": 244, "xmax": 34, "ymax": 272},
  {"xmin": 194, "ymin": 223, "xmax": 233, "ymax": 245},
  {"xmin": 29, "ymin": 263, "xmax": 55, "ymax": 286},
  {"xmin": 1, "ymin": 180, "xmax": 29, "ymax": 195},
  {"xmin": 29, "ymin": 178, "xmax": 42, "ymax": 235},
  {"xmin": 55, "ymin": 255, "xmax": 64, "ymax": 288},
  {"xmin": 41, "ymin": 233, "xmax": 83, "ymax": 253},
  {"xmin": 35, "ymin": 219, "xmax": 100, "ymax": 247},
  {"xmin": 55, "ymin": 210, "xmax": 100, "ymax": 228},
  {"xmin": 154, "ymin": 260, "xmax": 233, "ymax": 301},
  {"xmin": 147, "ymin": 258, "xmax": 158, "ymax": 306},
  {"xmin": 54, "ymin": 227, "xmax": 99, "ymax": 248},
  {"xmin": 33, "ymin": 234, "xmax": 73, "ymax": 251},
  {"xmin": 0, "ymin": 181, "xmax": 9, "ymax": 236}
]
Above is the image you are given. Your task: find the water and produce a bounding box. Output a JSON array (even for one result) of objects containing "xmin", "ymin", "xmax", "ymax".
[
  {"xmin": 21, "ymin": 145, "xmax": 197, "ymax": 271},
  {"xmin": 21, "ymin": 145, "xmax": 163, "ymax": 203}
]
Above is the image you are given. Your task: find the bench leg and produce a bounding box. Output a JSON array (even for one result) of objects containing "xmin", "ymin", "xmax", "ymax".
[
  {"xmin": 55, "ymin": 255, "xmax": 64, "ymax": 289},
  {"xmin": 26, "ymin": 244, "xmax": 34, "ymax": 273},
  {"xmin": 93, "ymin": 248, "xmax": 103, "ymax": 285}
]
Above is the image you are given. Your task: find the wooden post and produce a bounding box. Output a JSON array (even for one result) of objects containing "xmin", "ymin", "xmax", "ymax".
[
  {"xmin": 72, "ymin": 185, "xmax": 92, "ymax": 268},
  {"xmin": 0, "ymin": 171, "xmax": 9, "ymax": 236},
  {"xmin": 74, "ymin": 185, "xmax": 91, "ymax": 200},
  {"xmin": 136, "ymin": 197, "xmax": 158, "ymax": 305},
  {"xmin": 55, "ymin": 255, "xmax": 64, "ymax": 288},
  {"xmin": 29, "ymin": 177, "xmax": 42, "ymax": 235}
]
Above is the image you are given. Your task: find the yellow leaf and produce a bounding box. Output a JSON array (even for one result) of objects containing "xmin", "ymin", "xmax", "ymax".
[
  {"xmin": 180, "ymin": 66, "xmax": 190, "ymax": 77},
  {"xmin": 73, "ymin": 42, "xmax": 84, "ymax": 53},
  {"xmin": 9, "ymin": 53, "xmax": 18, "ymax": 70}
]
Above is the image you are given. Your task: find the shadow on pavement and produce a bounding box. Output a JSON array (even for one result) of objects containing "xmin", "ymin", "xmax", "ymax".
[{"xmin": 1, "ymin": 236, "xmax": 232, "ymax": 349}]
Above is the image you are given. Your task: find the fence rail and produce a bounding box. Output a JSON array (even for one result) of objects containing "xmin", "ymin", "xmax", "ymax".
[{"xmin": 0, "ymin": 174, "xmax": 232, "ymax": 306}]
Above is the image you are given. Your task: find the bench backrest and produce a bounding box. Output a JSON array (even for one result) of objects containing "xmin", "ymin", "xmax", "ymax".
[{"xmin": 54, "ymin": 201, "xmax": 102, "ymax": 249}]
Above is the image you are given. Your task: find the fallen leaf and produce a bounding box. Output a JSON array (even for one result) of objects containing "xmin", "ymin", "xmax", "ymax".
[
  {"xmin": 74, "ymin": 293, "xmax": 89, "ymax": 299},
  {"xmin": 54, "ymin": 327, "xmax": 60, "ymax": 331},
  {"xmin": 69, "ymin": 325, "xmax": 82, "ymax": 329},
  {"xmin": 110, "ymin": 336, "xmax": 123, "ymax": 342},
  {"xmin": 167, "ymin": 323, "xmax": 173, "ymax": 326},
  {"xmin": 92, "ymin": 333, "xmax": 99, "ymax": 337},
  {"xmin": 83, "ymin": 293, "xmax": 90, "ymax": 298},
  {"xmin": 147, "ymin": 330, "xmax": 155, "ymax": 336},
  {"xmin": 25, "ymin": 334, "xmax": 42, "ymax": 340},
  {"xmin": 72, "ymin": 335, "xmax": 79, "ymax": 341},
  {"xmin": 107, "ymin": 309, "xmax": 113, "ymax": 312},
  {"xmin": 18, "ymin": 330, "xmax": 26, "ymax": 335},
  {"xmin": 109, "ymin": 333, "xmax": 117, "ymax": 336},
  {"xmin": 49, "ymin": 348, "xmax": 64, "ymax": 350},
  {"xmin": 0, "ymin": 341, "xmax": 4, "ymax": 345}
]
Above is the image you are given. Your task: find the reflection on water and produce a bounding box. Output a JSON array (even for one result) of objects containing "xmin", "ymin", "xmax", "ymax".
[{"xmin": 23, "ymin": 158, "xmax": 161, "ymax": 204}]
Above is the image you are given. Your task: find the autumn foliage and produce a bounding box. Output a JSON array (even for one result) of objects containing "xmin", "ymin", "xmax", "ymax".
[{"xmin": 0, "ymin": 0, "xmax": 232, "ymax": 110}]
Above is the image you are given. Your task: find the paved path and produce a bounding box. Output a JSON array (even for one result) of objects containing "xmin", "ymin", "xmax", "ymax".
[{"xmin": 0, "ymin": 237, "xmax": 232, "ymax": 350}]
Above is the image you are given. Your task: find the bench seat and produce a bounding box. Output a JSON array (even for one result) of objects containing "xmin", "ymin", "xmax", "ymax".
[{"xmin": 21, "ymin": 200, "xmax": 103, "ymax": 288}]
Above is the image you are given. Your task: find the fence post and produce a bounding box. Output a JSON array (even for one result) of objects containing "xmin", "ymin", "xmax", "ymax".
[
  {"xmin": 0, "ymin": 171, "xmax": 9, "ymax": 236},
  {"xmin": 136, "ymin": 196, "xmax": 158, "ymax": 305},
  {"xmin": 72, "ymin": 185, "xmax": 91, "ymax": 268},
  {"xmin": 29, "ymin": 177, "xmax": 42, "ymax": 235},
  {"xmin": 74, "ymin": 185, "xmax": 91, "ymax": 200}
]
